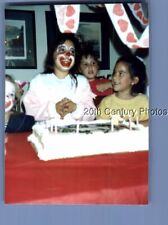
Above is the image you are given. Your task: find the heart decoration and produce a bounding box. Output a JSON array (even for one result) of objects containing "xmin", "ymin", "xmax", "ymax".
[
  {"xmin": 118, "ymin": 19, "xmax": 128, "ymax": 32},
  {"xmin": 113, "ymin": 4, "xmax": 124, "ymax": 16},
  {"xmin": 128, "ymin": 3, "xmax": 148, "ymax": 27},
  {"xmin": 55, "ymin": 3, "xmax": 148, "ymax": 47},
  {"xmin": 106, "ymin": 3, "xmax": 148, "ymax": 48},
  {"xmin": 134, "ymin": 3, "xmax": 141, "ymax": 11},
  {"xmin": 66, "ymin": 5, "xmax": 75, "ymax": 17},
  {"xmin": 127, "ymin": 32, "xmax": 137, "ymax": 43},
  {"xmin": 66, "ymin": 19, "xmax": 75, "ymax": 29},
  {"xmin": 54, "ymin": 5, "xmax": 80, "ymax": 33},
  {"xmin": 136, "ymin": 11, "xmax": 143, "ymax": 20}
]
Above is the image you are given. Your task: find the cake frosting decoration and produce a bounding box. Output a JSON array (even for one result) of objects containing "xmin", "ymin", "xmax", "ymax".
[{"xmin": 28, "ymin": 119, "xmax": 148, "ymax": 161}]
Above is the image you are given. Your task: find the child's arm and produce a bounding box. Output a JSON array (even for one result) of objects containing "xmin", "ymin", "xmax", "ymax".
[
  {"xmin": 23, "ymin": 76, "xmax": 62, "ymax": 121},
  {"xmin": 96, "ymin": 81, "xmax": 112, "ymax": 92},
  {"xmin": 23, "ymin": 89, "xmax": 54, "ymax": 121}
]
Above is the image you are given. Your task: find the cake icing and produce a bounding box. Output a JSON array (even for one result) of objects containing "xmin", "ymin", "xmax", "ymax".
[{"xmin": 28, "ymin": 119, "xmax": 149, "ymax": 161}]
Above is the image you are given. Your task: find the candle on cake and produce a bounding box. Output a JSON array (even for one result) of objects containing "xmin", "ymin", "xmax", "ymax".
[
  {"xmin": 76, "ymin": 121, "xmax": 80, "ymax": 134},
  {"xmin": 128, "ymin": 114, "xmax": 132, "ymax": 130}
]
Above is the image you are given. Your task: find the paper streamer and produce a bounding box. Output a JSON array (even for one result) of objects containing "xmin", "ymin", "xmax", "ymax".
[
  {"xmin": 54, "ymin": 5, "xmax": 80, "ymax": 33},
  {"xmin": 105, "ymin": 3, "xmax": 149, "ymax": 48},
  {"xmin": 128, "ymin": 3, "xmax": 149, "ymax": 27}
]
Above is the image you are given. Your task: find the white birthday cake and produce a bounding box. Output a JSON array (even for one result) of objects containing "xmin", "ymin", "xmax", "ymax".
[{"xmin": 27, "ymin": 119, "xmax": 149, "ymax": 161}]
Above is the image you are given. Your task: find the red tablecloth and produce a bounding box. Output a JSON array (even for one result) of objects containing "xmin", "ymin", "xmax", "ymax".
[{"xmin": 5, "ymin": 132, "xmax": 148, "ymax": 204}]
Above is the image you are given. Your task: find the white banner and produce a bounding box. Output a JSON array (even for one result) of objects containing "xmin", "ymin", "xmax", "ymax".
[
  {"xmin": 128, "ymin": 3, "xmax": 149, "ymax": 28},
  {"xmin": 54, "ymin": 5, "xmax": 80, "ymax": 33},
  {"xmin": 105, "ymin": 3, "xmax": 149, "ymax": 49}
]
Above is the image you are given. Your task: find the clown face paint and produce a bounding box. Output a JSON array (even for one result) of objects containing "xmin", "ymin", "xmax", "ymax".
[
  {"xmin": 54, "ymin": 40, "xmax": 75, "ymax": 72},
  {"xmin": 5, "ymin": 80, "xmax": 16, "ymax": 112}
]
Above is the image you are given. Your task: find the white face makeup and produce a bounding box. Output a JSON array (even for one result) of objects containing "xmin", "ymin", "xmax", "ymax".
[
  {"xmin": 54, "ymin": 40, "xmax": 75, "ymax": 71},
  {"xmin": 5, "ymin": 80, "xmax": 16, "ymax": 112},
  {"xmin": 56, "ymin": 44, "xmax": 75, "ymax": 57}
]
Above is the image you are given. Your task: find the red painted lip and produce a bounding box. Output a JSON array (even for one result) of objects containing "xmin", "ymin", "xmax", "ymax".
[
  {"xmin": 5, "ymin": 101, "xmax": 11, "ymax": 108},
  {"xmin": 60, "ymin": 57, "xmax": 72, "ymax": 67}
]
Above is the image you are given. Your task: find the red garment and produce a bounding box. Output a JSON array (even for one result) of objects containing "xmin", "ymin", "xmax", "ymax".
[{"xmin": 89, "ymin": 79, "xmax": 113, "ymax": 96}]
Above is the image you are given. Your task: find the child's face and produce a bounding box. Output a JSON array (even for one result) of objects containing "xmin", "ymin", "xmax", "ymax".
[
  {"xmin": 54, "ymin": 40, "xmax": 75, "ymax": 72},
  {"xmin": 5, "ymin": 80, "xmax": 16, "ymax": 112},
  {"xmin": 79, "ymin": 55, "xmax": 99, "ymax": 80},
  {"xmin": 112, "ymin": 62, "xmax": 137, "ymax": 94}
]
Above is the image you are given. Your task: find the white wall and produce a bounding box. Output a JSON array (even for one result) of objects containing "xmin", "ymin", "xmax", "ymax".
[{"xmin": 5, "ymin": 4, "xmax": 149, "ymax": 82}]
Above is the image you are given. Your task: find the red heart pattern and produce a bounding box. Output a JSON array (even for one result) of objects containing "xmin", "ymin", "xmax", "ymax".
[
  {"xmin": 55, "ymin": 5, "xmax": 80, "ymax": 33},
  {"xmin": 66, "ymin": 5, "xmax": 75, "ymax": 17},
  {"xmin": 118, "ymin": 19, "xmax": 128, "ymax": 32},
  {"xmin": 127, "ymin": 32, "xmax": 137, "ymax": 43},
  {"xmin": 134, "ymin": 3, "xmax": 141, "ymax": 11},
  {"xmin": 66, "ymin": 19, "xmax": 75, "ymax": 29},
  {"xmin": 136, "ymin": 11, "xmax": 143, "ymax": 20},
  {"xmin": 106, "ymin": 3, "xmax": 149, "ymax": 48},
  {"xmin": 113, "ymin": 4, "xmax": 124, "ymax": 16},
  {"xmin": 56, "ymin": 4, "xmax": 148, "ymax": 48}
]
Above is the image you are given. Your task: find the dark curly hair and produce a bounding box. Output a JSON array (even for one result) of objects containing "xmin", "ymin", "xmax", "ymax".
[{"xmin": 43, "ymin": 33, "xmax": 80, "ymax": 72}]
